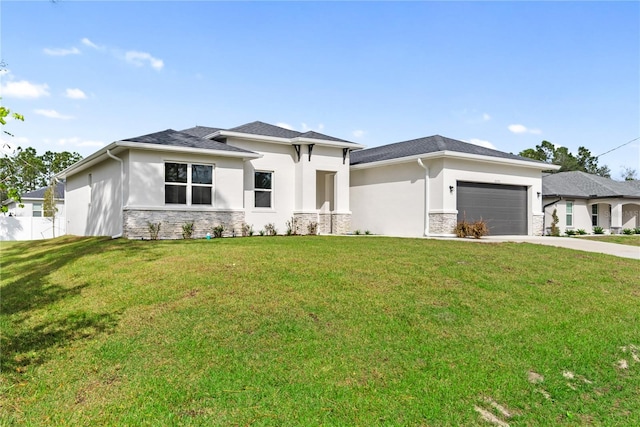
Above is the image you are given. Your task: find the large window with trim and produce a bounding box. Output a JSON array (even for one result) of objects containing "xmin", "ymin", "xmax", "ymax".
[
  {"xmin": 591, "ymin": 204, "xmax": 598, "ymax": 226},
  {"xmin": 566, "ymin": 201, "xmax": 573, "ymax": 227},
  {"xmin": 254, "ymin": 171, "xmax": 273, "ymax": 208},
  {"xmin": 165, "ymin": 162, "xmax": 213, "ymax": 205}
]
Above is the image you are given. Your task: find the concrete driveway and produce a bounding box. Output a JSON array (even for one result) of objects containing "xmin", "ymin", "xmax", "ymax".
[{"xmin": 475, "ymin": 235, "xmax": 640, "ymax": 260}]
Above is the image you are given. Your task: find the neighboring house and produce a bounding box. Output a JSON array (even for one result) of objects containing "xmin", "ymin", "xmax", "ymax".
[
  {"xmin": 0, "ymin": 183, "xmax": 66, "ymax": 241},
  {"xmin": 542, "ymin": 171, "xmax": 640, "ymax": 234},
  {"xmin": 57, "ymin": 122, "xmax": 364, "ymax": 239},
  {"xmin": 349, "ymin": 135, "xmax": 556, "ymax": 237}
]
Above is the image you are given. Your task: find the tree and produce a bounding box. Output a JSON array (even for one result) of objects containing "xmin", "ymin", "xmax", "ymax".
[
  {"xmin": 0, "ymin": 103, "xmax": 25, "ymax": 209},
  {"xmin": 621, "ymin": 167, "xmax": 638, "ymax": 181},
  {"xmin": 519, "ymin": 140, "xmax": 610, "ymax": 178},
  {"xmin": 43, "ymin": 182, "xmax": 59, "ymax": 237}
]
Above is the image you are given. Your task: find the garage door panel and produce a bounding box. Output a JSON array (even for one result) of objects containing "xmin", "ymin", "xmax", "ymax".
[{"xmin": 457, "ymin": 182, "xmax": 527, "ymax": 235}]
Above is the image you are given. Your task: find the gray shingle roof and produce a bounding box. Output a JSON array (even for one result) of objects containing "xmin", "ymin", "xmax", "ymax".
[
  {"xmin": 224, "ymin": 121, "xmax": 354, "ymax": 143},
  {"xmin": 297, "ymin": 130, "xmax": 350, "ymax": 143},
  {"xmin": 123, "ymin": 129, "xmax": 256, "ymax": 154},
  {"xmin": 180, "ymin": 126, "xmax": 223, "ymax": 138},
  {"xmin": 542, "ymin": 171, "xmax": 640, "ymax": 198},
  {"xmin": 22, "ymin": 182, "xmax": 64, "ymax": 200},
  {"xmin": 350, "ymin": 135, "xmax": 538, "ymax": 165}
]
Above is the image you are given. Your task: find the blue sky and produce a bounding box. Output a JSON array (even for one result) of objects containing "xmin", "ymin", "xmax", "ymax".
[{"xmin": 1, "ymin": 1, "xmax": 638, "ymax": 179}]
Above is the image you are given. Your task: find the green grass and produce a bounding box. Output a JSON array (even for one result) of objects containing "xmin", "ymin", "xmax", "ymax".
[
  {"xmin": 579, "ymin": 234, "xmax": 640, "ymax": 247},
  {"xmin": 1, "ymin": 236, "xmax": 639, "ymax": 426}
]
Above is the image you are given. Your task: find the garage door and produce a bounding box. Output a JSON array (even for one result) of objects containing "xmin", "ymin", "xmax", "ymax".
[{"xmin": 456, "ymin": 182, "xmax": 527, "ymax": 235}]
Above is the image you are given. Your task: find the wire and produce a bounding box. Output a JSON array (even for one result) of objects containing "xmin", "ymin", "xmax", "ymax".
[{"xmin": 595, "ymin": 136, "xmax": 640, "ymax": 158}]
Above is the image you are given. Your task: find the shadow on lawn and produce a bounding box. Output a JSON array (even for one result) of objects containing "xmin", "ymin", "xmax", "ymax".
[{"xmin": 0, "ymin": 237, "xmax": 153, "ymax": 376}]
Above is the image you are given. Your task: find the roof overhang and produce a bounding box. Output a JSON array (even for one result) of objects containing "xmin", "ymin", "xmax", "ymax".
[
  {"xmin": 214, "ymin": 130, "xmax": 365, "ymax": 149},
  {"xmin": 56, "ymin": 140, "xmax": 262, "ymax": 179},
  {"xmin": 351, "ymin": 150, "xmax": 561, "ymax": 171}
]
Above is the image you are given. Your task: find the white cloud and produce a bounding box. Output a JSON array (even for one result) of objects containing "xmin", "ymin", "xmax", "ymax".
[
  {"xmin": 482, "ymin": 113, "xmax": 491, "ymax": 121},
  {"xmin": 276, "ymin": 122, "xmax": 294, "ymax": 130},
  {"xmin": 125, "ymin": 51, "xmax": 164, "ymax": 70},
  {"xmin": 78, "ymin": 140, "xmax": 104, "ymax": 147},
  {"xmin": 468, "ymin": 138, "xmax": 497, "ymax": 149},
  {"xmin": 81, "ymin": 38, "xmax": 100, "ymax": 49},
  {"xmin": 301, "ymin": 123, "xmax": 324, "ymax": 132},
  {"xmin": 508, "ymin": 124, "xmax": 541, "ymax": 135},
  {"xmin": 1, "ymin": 79, "xmax": 50, "ymax": 99},
  {"xmin": 43, "ymin": 47, "xmax": 80, "ymax": 56},
  {"xmin": 65, "ymin": 88, "xmax": 87, "ymax": 99},
  {"xmin": 34, "ymin": 109, "xmax": 75, "ymax": 120},
  {"xmin": 352, "ymin": 130, "xmax": 365, "ymax": 138}
]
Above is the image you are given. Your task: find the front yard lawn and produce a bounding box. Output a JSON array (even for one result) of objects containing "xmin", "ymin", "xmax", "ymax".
[
  {"xmin": 1, "ymin": 236, "xmax": 639, "ymax": 425},
  {"xmin": 579, "ymin": 234, "xmax": 640, "ymax": 247}
]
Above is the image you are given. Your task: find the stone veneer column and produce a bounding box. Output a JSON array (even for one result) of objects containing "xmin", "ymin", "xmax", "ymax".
[
  {"xmin": 429, "ymin": 213, "xmax": 458, "ymax": 235},
  {"xmin": 331, "ymin": 213, "xmax": 351, "ymax": 235},
  {"xmin": 292, "ymin": 212, "xmax": 319, "ymax": 235},
  {"xmin": 532, "ymin": 214, "xmax": 544, "ymax": 236},
  {"xmin": 123, "ymin": 209, "xmax": 245, "ymax": 239}
]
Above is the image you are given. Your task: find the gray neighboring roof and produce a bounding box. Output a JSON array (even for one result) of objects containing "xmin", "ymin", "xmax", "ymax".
[
  {"xmin": 22, "ymin": 182, "xmax": 64, "ymax": 200},
  {"xmin": 350, "ymin": 134, "xmax": 540, "ymax": 165},
  {"xmin": 542, "ymin": 171, "xmax": 640, "ymax": 198},
  {"xmin": 122, "ymin": 129, "xmax": 257, "ymax": 154},
  {"xmin": 181, "ymin": 126, "xmax": 223, "ymax": 138}
]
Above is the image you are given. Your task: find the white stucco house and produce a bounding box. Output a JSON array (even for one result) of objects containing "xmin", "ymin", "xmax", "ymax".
[
  {"xmin": 0, "ymin": 182, "xmax": 66, "ymax": 240},
  {"xmin": 57, "ymin": 121, "xmax": 558, "ymax": 239},
  {"xmin": 58, "ymin": 122, "xmax": 363, "ymax": 239},
  {"xmin": 542, "ymin": 171, "xmax": 640, "ymax": 234}
]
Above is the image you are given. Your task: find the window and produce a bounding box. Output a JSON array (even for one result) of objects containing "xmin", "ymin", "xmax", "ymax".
[
  {"xmin": 591, "ymin": 204, "xmax": 598, "ymax": 226},
  {"xmin": 254, "ymin": 171, "xmax": 273, "ymax": 208},
  {"xmin": 165, "ymin": 162, "xmax": 213, "ymax": 205},
  {"xmin": 566, "ymin": 201, "xmax": 573, "ymax": 227},
  {"xmin": 32, "ymin": 203, "xmax": 43, "ymax": 217}
]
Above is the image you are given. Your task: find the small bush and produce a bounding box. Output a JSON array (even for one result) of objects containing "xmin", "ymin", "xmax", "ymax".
[
  {"xmin": 635, "ymin": 227, "xmax": 640, "ymax": 235},
  {"xmin": 622, "ymin": 228, "xmax": 633, "ymax": 235},
  {"xmin": 550, "ymin": 208, "xmax": 560, "ymax": 236},
  {"xmin": 264, "ymin": 223, "xmax": 277, "ymax": 236},
  {"xmin": 455, "ymin": 219, "xmax": 489, "ymax": 239},
  {"xmin": 593, "ymin": 226, "xmax": 604, "ymax": 235},
  {"xmin": 454, "ymin": 220, "xmax": 472, "ymax": 238},
  {"xmin": 307, "ymin": 221, "xmax": 318, "ymax": 235},
  {"xmin": 147, "ymin": 222, "xmax": 161, "ymax": 240},
  {"xmin": 576, "ymin": 229, "xmax": 587, "ymax": 235},
  {"xmin": 364, "ymin": 230, "xmax": 372, "ymax": 235},
  {"xmin": 241, "ymin": 223, "xmax": 253, "ymax": 237},
  {"xmin": 354, "ymin": 229, "xmax": 361, "ymax": 235},
  {"xmin": 259, "ymin": 229, "xmax": 265, "ymax": 236},
  {"xmin": 285, "ymin": 217, "xmax": 299, "ymax": 236},
  {"xmin": 182, "ymin": 222, "xmax": 194, "ymax": 239},
  {"xmin": 565, "ymin": 229, "xmax": 576, "ymax": 236},
  {"xmin": 212, "ymin": 224, "xmax": 225, "ymax": 238}
]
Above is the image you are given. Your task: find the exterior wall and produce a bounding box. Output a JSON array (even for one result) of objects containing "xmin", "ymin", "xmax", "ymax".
[
  {"xmin": 229, "ymin": 138, "xmax": 351, "ymax": 235},
  {"xmin": 6, "ymin": 200, "xmax": 64, "ymax": 218},
  {"xmin": 622, "ymin": 203, "xmax": 640, "ymax": 229},
  {"xmin": 66, "ymin": 156, "xmax": 122, "ymax": 237},
  {"xmin": 123, "ymin": 209, "xmax": 245, "ymax": 239},
  {"xmin": 350, "ymin": 161, "xmax": 426, "ymax": 236},
  {"xmin": 350, "ymin": 156, "xmax": 544, "ymax": 237},
  {"xmin": 542, "ymin": 199, "xmax": 640, "ymax": 234}
]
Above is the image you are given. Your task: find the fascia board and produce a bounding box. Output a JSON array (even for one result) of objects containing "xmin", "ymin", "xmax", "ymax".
[{"xmin": 351, "ymin": 150, "xmax": 559, "ymax": 171}]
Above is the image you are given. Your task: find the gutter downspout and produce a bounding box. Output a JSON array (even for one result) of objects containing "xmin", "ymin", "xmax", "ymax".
[
  {"xmin": 106, "ymin": 149, "xmax": 124, "ymax": 239},
  {"xmin": 417, "ymin": 158, "xmax": 430, "ymax": 236}
]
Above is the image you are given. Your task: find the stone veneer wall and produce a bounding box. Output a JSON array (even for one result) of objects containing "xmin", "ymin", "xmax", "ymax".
[
  {"xmin": 123, "ymin": 209, "xmax": 245, "ymax": 239},
  {"xmin": 533, "ymin": 214, "xmax": 544, "ymax": 236},
  {"xmin": 293, "ymin": 212, "xmax": 319, "ymax": 235},
  {"xmin": 429, "ymin": 213, "xmax": 458, "ymax": 235},
  {"xmin": 318, "ymin": 213, "xmax": 351, "ymax": 235}
]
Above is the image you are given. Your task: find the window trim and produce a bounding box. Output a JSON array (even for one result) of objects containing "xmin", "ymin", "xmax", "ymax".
[
  {"xmin": 591, "ymin": 204, "xmax": 598, "ymax": 227},
  {"xmin": 254, "ymin": 170, "xmax": 273, "ymax": 209},
  {"xmin": 32, "ymin": 202, "xmax": 43, "ymax": 217},
  {"xmin": 164, "ymin": 162, "xmax": 214, "ymax": 206},
  {"xmin": 566, "ymin": 201, "xmax": 574, "ymax": 227}
]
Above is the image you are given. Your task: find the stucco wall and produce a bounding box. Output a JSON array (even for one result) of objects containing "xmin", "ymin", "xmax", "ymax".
[{"xmin": 541, "ymin": 199, "xmax": 640, "ymax": 234}]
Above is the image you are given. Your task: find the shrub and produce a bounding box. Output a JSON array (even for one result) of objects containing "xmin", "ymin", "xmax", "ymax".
[
  {"xmin": 259, "ymin": 229, "xmax": 265, "ymax": 236},
  {"xmin": 623, "ymin": 228, "xmax": 633, "ymax": 235},
  {"xmin": 635, "ymin": 227, "xmax": 640, "ymax": 235},
  {"xmin": 364, "ymin": 230, "xmax": 372, "ymax": 235},
  {"xmin": 550, "ymin": 208, "xmax": 560, "ymax": 236},
  {"xmin": 182, "ymin": 222, "xmax": 194, "ymax": 239},
  {"xmin": 576, "ymin": 229, "xmax": 587, "ymax": 235},
  {"xmin": 565, "ymin": 229, "xmax": 576, "ymax": 236},
  {"xmin": 241, "ymin": 223, "xmax": 253, "ymax": 237},
  {"xmin": 285, "ymin": 217, "xmax": 299, "ymax": 236},
  {"xmin": 264, "ymin": 223, "xmax": 277, "ymax": 236},
  {"xmin": 593, "ymin": 226, "xmax": 604, "ymax": 234},
  {"xmin": 307, "ymin": 221, "xmax": 318, "ymax": 235},
  {"xmin": 147, "ymin": 222, "xmax": 161, "ymax": 240},
  {"xmin": 455, "ymin": 219, "xmax": 489, "ymax": 239},
  {"xmin": 212, "ymin": 224, "xmax": 225, "ymax": 238},
  {"xmin": 354, "ymin": 229, "xmax": 361, "ymax": 235}
]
